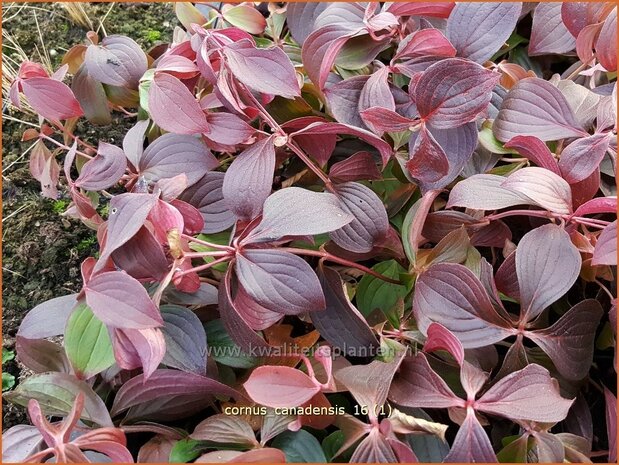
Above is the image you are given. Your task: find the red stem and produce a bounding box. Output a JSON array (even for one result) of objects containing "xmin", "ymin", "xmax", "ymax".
[{"xmin": 175, "ymin": 256, "xmax": 230, "ymax": 278}]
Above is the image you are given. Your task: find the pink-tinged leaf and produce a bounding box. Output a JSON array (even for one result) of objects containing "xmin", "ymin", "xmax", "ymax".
[
  {"xmin": 516, "ymin": 224, "xmax": 581, "ymax": 321},
  {"xmin": 360, "ymin": 107, "xmax": 414, "ymax": 134},
  {"xmin": 504, "ymin": 136, "xmax": 560, "ymax": 175},
  {"xmin": 204, "ymin": 112, "xmax": 254, "ymax": 146},
  {"xmin": 112, "ymin": 327, "xmax": 166, "ymax": 380},
  {"xmin": 390, "ymin": 353, "xmax": 463, "ymax": 409},
  {"xmin": 156, "ymin": 174, "xmax": 189, "ymax": 202},
  {"xmin": 447, "ymin": 174, "xmax": 535, "ymax": 210},
  {"xmin": 75, "ymin": 142, "xmax": 126, "ymax": 190},
  {"xmin": 155, "ymin": 54, "xmax": 200, "ymax": 79},
  {"xmin": 18, "ymin": 294, "xmax": 78, "ymax": 339},
  {"xmin": 335, "ymin": 353, "xmax": 405, "ymax": 419},
  {"xmin": 21, "ymin": 77, "xmax": 83, "ymax": 121},
  {"xmin": 596, "ymin": 8, "xmax": 617, "ymax": 72},
  {"xmin": 122, "ymin": 119, "xmax": 149, "ymax": 169},
  {"xmin": 324, "ymin": 75, "xmax": 369, "ymax": 128},
  {"xmin": 99, "ymin": 193, "xmax": 158, "ymax": 263},
  {"xmin": 350, "ymin": 428, "xmax": 397, "ymax": 463},
  {"xmin": 561, "ymin": 2, "xmax": 611, "ymax": 37},
  {"xmin": 571, "ymin": 167, "xmax": 601, "ymax": 211},
  {"xmin": 140, "ymin": 133, "xmax": 217, "ymax": 187},
  {"xmin": 386, "ymin": 2, "xmax": 454, "ymax": 18},
  {"xmin": 137, "ymin": 435, "xmax": 178, "ymax": 463},
  {"xmin": 423, "ymin": 323, "xmax": 465, "ymax": 365},
  {"xmin": 223, "ymin": 40, "xmax": 300, "ymax": 99},
  {"xmin": 494, "ymin": 77, "xmax": 586, "ymax": 142},
  {"xmin": 330, "ymin": 151, "xmax": 382, "ymax": 183},
  {"xmin": 501, "ymin": 167, "xmax": 573, "ymax": 214},
  {"xmin": 413, "ymin": 263, "xmax": 513, "ymax": 347},
  {"xmin": 605, "ymin": 387, "xmax": 617, "ymax": 462},
  {"xmin": 191, "ymin": 414, "xmax": 258, "ymax": 447},
  {"xmin": 281, "ymin": 117, "xmax": 337, "ymax": 166},
  {"xmin": 559, "ymin": 133, "xmax": 611, "ymax": 183},
  {"xmin": 222, "ymin": 136, "xmax": 275, "ymax": 221},
  {"xmin": 71, "ymin": 65, "xmax": 112, "ymax": 125},
  {"xmin": 527, "ymin": 300, "xmax": 603, "ymax": 380},
  {"xmin": 235, "ymin": 249, "xmax": 325, "ymax": 315},
  {"xmin": 446, "ymin": 3, "xmax": 522, "ymax": 64},
  {"xmin": 302, "ymin": 25, "xmax": 363, "ymax": 90},
  {"xmin": 573, "ymin": 196, "xmax": 617, "ymax": 217},
  {"xmin": 196, "ymin": 448, "xmax": 286, "ymax": 463},
  {"xmin": 406, "ymin": 125, "xmax": 449, "ymax": 186},
  {"xmin": 179, "ymin": 172, "xmax": 236, "ymax": 234},
  {"xmin": 171, "ymin": 199, "xmax": 204, "ymax": 235},
  {"xmin": 110, "ymin": 369, "xmax": 241, "ymax": 419},
  {"xmin": 111, "ymin": 227, "xmax": 169, "ymax": 282},
  {"xmin": 495, "ymin": 250, "xmax": 520, "ymax": 301},
  {"xmin": 160, "ymin": 305, "xmax": 207, "ymax": 375},
  {"xmin": 85, "ymin": 35, "xmax": 147, "ymax": 87},
  {"xmin": 478, "ymin": 364, "xmax": 574, "ymax": 421},
  {"xmin": 395, "ymin": 29, "xmax": 456, "ymax": 60},
  {"xmin": 149, "ymin": 73, "xmax": 209, "ymax": 135},
  {"xmin": 222, "ymin": 5, "xmax": 266, "ymax": 34},
  {"xmin": 529, "ymin": 3, "xmax": 576, "ymax": 55},
  {"xmin": 246, "ymin": 187, "xmax": 354, "ymax": 243},
  {"xmin": 84, "ymin": 271, "xmax": 163, "ymax": 329},
  {"xmin": 1, "ymin": 425, "xmax": 45, "ymax": 463},
  {"xmin": 312, "ymin": 266, "xmax": 379, "ymax": 355},
  {"xmin": 329, "ymin": 182, "xmax": 389, "ymax": 253},
  {"xmin": 233, "ymin": 284, "xmax": 282, "ymax": 331},
  {"xmin": 286, "ymin": 2, "xmax": 328, "ymax": 45},
  {"xmin": 291, "ymin": 121, "xmax": 393, "ymax": 166},
  {"xmin": 219, "ymin": 269, "xmax": 271, "ymax": 353},
  {"xmin": 244, "ymin": 366, "xmax": 320, "ymax": 408},
  {"xmin": 415, "ymin": 58, "xmax": 500, "ymax": 129},
  {"xmin": 592, "ymin": 220, "xmax": 617, "ymax": 266},
  {"xmin": 149, "ymin": 199, "xmax": 184, "ymax": 243},
  {"xmin": 16, "ymin": 337, "xmax": 70, "ymax": 374},
  {"xmin": 444, "ymin": 410, "xmax": 497, "ymax": 462}
]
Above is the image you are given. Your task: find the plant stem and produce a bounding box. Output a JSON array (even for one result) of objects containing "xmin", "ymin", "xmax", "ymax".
[
  {"xmin": 175, "ymin": 256, "xmax": 230, "ymax": 278},
  {"xmin": 485, "ymin": 209, "xmax": 556, "ymax": 222},
  {"xmin": 39, "ymin": 134, "xmax": 93, "ymax": 159},
  {"xmin": 278, "ymin": 247, "xmax": 401, "ymax": 284},
  {"xmin": 183, "ymin": 250, "xmax": 230, "ymax": 259},
  {"xmin": 182, "ymin": 233, "xmax": 235, "ymax": 252}
]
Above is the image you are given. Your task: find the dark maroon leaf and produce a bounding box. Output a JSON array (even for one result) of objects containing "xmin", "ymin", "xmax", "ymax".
[
  {"xmin": 527, "ymin": 300, "xmax": 603, "ymax": 380},
  {"xmin": 139, "ymin": 133, "xmax": 217, "ymax": 187},
  {"xmin": 222, "ymin": 136, "xmax": 275, "ymax": 221},
  {"xmin": 232, "ymin": 284, "xmax": 282, "ymax": 331},
  {"xmin": 406, "ymin": 125, "xmax": 449, "ymax": 187},
  {"xmin": 504, "ymin": 136, "xmax": 561, "ymax": 175},
  {"xmin": 329, "ymin": 151, "xmax": 382, "ymax": 183},
  {"xmin": 558, "ymin": 133, "xmax": 611, "ymax": 184},
  {"xmin": 16, "ymin": 337, "xmax": 71, "ymax": 374},
  {"xmin": 312, "ymin": 266, "xmax": 379, "ymax": 355},
  {"xmin": 446, "ymin": 3, "xmax": 522, "ymax": 64},
  {"xmin": 223, "ymin": 40, "xmax": 300, "ymax": 99},
  {"xmin": 414, "ymin": 58, "xmax": 501, "ymax": 129},
  {"xmin": 529, "ymin": 3, "xmax": 576, "ymax": 55},
  {"xmin": 516, "ymin": 224, "xmax": 581, "ymax": 321},
  {"xmin": 235, "ymin": 249, "xmax": 325, "ymax": 315},
  {"xmin": 75, "ymin": 142, "xmax": 126, "ymax": 191},
  {"xmin": 111, "ymin": 226, "xmax": 169, "ymax": 281},
  {"xmin": 494, "ymin": 77, "xmax": 587, "ymax": 142},
  {"xmin": 84, "ymin": 271, "xmax": 164, "ymax": 329},
  {"xmin": 360, "ymin": 107, "xmax": 414, "ymax": 135},
  {"xmin": 85, "ymin": 35, "xmax": 147, "ymax": 88}
]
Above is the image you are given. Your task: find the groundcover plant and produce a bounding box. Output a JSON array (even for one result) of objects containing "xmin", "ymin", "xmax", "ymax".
[{"xmin": 2, "ymin": 1, "xmax": 617, "ymax": 463}]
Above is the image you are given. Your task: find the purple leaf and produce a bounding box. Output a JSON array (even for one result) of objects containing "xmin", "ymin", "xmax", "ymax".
[
  {"xmin": 223, "ymin": 40, "xmax": 300, "ymax": 99},
  {"xmin": 516, "ymin": 224, "xmax": 582, "ymax": 321},
  {"xmin": 244, "ymin": 366, "xmax": 320, "ymax": 408},
  {"xmin": 75, "ymin": 142, "xmax": 126, "ymax": 190},
  {"xmin": 21, "ymin": 77, "xmax": 83, "ymax": 121},
  {"xmin": 71, "ymin": 65, "xmax": 112, "ymax": 125},
  {"xmin": 406, "ymin": 125, "xmax": 449, "ymax": 187},
  {"xmin": 329, "ymin": 182, "xmax": 389, "ymax": 253},
  {"xmin": 415, "ymin": 58, "xmax": 501, "ymax": 129},
  {"xmin": 122, "ymin": 120, "xmax": 149, "ymax": 169},
  {"xmin": 246, "ymin": 187, "xmax": 354, "ymax": 243},
  {"xmin": 444, "ymin": 410, "xmax": 497, "ymax": 462},
  {"xmin": 139, "ymin": 133, "xmax": 217, "ymax": 187},
  {"xmin": 358, "ymin": 67, "xmax": 395, "ymax": 113},
  {"xmin": 312, "ymin": 266, "xmax": 379, "ymax": 355},
  {"xmin": 558, "ymin": 133, "xmax": 611, "ymax": 184},
  {"xmin": 446, "ymin": 3, "xmax": 522, "ymax": 64},
  {"xmin": 527, "ymin": 300, "xmax": 603, "ymax": 380},
  {"xmin": 112, "ymin": 327, "xmax": 166, "ymax": 380},
  {"xmin": 395, "ymin": 28, "xmax": 456, "ymax": 60},
  {"xmin": 324, "ymin": 75, "xmax": 369, "ymax": 128},
  {"xmin": 85, "ymin": 35, "xmax": 147, "ymax": 87},
  {"xmin": 350, "ymin": 429, "xmax": 398, "ymax": 463},
  {"xmin": 530, "ymin": 3, "xmax": 576, "ymax": 56},
  {"xmin": 504, "ymin": 136, "xmax": 561, "ymax": 175},
  {"xmin": 16, "ymin": 337, "xmax": 70, "ymax": 374},
  {"xmin": 330, "ymin": 151, "xmax": 382, "ymax": 183},
  {"xmin": 592, "ymin": 220, "xmax": 617, "ymax": 266},
  {"xmin": 84, "ymin": 271, "xmax": 163, "ymax": 329},
  {"xmin": 160, "ymin": 305, "xmax": 207, "ymax": 375},
  {"xmin": 110, "ymin": 369, "xmax": 240, "ymax": 419},
  {"xmin": 232, "ymin": 284, "xmax": 282, "ymax": 331},
  {"xmin": 1, "ymin": 425, "xmax": 45, "ymax": 463},
  {"xmin": 18, "ymin": 294, "xmax": 78, "ymax": 339},
  {"xmin": 235, "ymin": 249, "xmax": 325, "ymax": 314},
  {"xmin": 149, "ymin": 73, "xmax": 209, "ymax": 135},
  {"xmin": 111, "ymin": 227, "xmax": 169, "ymax": 281},
  {"xmin": 179, "ymin": 172, "xmax": 236, "ymax": 234},
  {"xmin": 447, "ymin": 174, "xmax": 535, "ymax": 210},
  {"xmin": 204, "ymin": 112, "xmax": 254, "ymax": 146},
  {"xmin": 501, "ymin": 167, "xmax": 573, "ymax": 214},
  {"xmin": 360, "ymin": 107, "xmax": 414, "ymax": 134},
  {"xmin": 286, "ymin": 2, "xmax": 328, "ymax": 45},
  {"xmin": 222, "ymin": 136, "xmax": 275, "ymax": 221},
  {"xmin": 413, "ymin": 263, "xmax": 514, "ymax": 347},
  {"xmin": 493, "ymin": 77, "xmax": 587, "ymax": 142}
]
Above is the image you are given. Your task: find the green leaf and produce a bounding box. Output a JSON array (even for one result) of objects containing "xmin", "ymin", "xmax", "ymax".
[
  {"xmin": 169, "ymin": 438, "xmax": 204, "ymax": 463},
  {"xmin": 478, "ymin": 125, "xmax": 517, "ymax": 154},
  {"xmin": 2, "ymin": 348, "xmax": 15, "ymax": 364},
  {"xmin": 356, "ymin": 260, "xmax": 409, "ymax": 317},
  {"xmin": 64, "ymin": 303, "xmax": 115, "ymax": 379},
  {"xmin": 2, "ymin": 372, "xmax": 15, "ymax": 392},
  {"xmin": 322, "ymin": 430, "xmax": 345, "ymax": 462},
  {"xmin": 271, "ymin": 430, "xmax": 327, "ymax": 463},
  {"xmin": 204, "ymin": 320, "xmax": 258, "ymax": 369},
  {"xmin": 190, "ymin": 232, "xmax": 232, "ymax": 272}
]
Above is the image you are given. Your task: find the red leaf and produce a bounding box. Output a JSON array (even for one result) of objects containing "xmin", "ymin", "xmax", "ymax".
[
  {"xmin": 592, "ymin": 220, "xmax": 617, "ymax": 266},
  {"xmin": 386, "ymin": 2, "xmax": 454, "ymax": 18},
  {"xmin": 243, "ymin": 366, "xmax": 320, "ymax": 408},
  {"xmin": 558, "ymin": 133, "xmax": 611, "ymax": 183},
  {"xmin": 112, "ymin": 327, "xmax": 166, "ymax": 380},
  {"xmin": 21, "ymin": 77, "xmax": 83, "ymax": 121},
  {"xmin": 395, "ymin": 29, "xmax": 456, "ymax": 60},
  {"xmin": 406, "ymin": 125, "xmax": 449, "ymax": 186},
  {"xmin": 330, "ymin": 151, "xmax": 382, "ymax": 183},
  {"xmin": 596, "ymin": 8, "xmax": 617, "ymax": 72},
  {"xmin": 504, "ymin": 136, "xmax": 561, "ymax": 175},
  {"xmin": 75, "ymin": 142, "xmax": 126, "ymax": 191}
]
